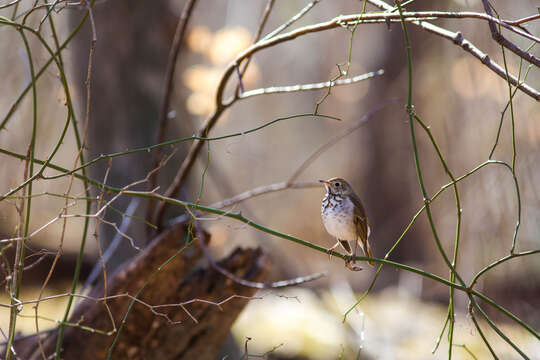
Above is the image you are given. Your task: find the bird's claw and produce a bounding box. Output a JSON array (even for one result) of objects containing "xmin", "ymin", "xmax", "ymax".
[
  {"xmin": 345, "ymin": 256, "xmax": 362, "ymax": 271},
  {"xmin": 326, "ymin": 244, "xmax": 339, "ymax": 261}
]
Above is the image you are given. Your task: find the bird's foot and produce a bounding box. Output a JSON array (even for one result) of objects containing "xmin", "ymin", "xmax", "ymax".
[
  {"xmin": 326, "ymin": 243, "xmax": 340, "ymax": 261},
  {"xmin": 345, "ymin": 257, "xmax": 362, "ymax": 271}
]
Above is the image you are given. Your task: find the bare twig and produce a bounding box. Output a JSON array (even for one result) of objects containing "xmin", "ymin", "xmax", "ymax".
[
  {"xmin": 148, "ymin": 0, "xmax": 198, "ymax": 235},
  {"xmin": 367, "ymin": 0, "xmax": 539, "ymax": 100},
  {"xmin": 0, "ymin": 152, "xmax": 174, "ymax": 247},
  {"xmin": 211, "ymin": 181, "xmax": 317, "ymax": 210},
  {"xmin": 82, "ymin": 198, "xmax": 140, "ymax": 292},
  {"xmin": 481, "ymin": 0, "xmax": 539, "ymax": 67},
  {"xmin": 22, "ymin": 252, "xmax": 50, "ymax": 272},
  {"xmin": 195, "ymin": 227, "xmax": 326, "ymax": 289},
  {"xmin": 0, "ymin": 292, "xmax": 261, "ymax": 327},
  {"xmin": 7, "ymin": 146, "xmax": 31, "ymax": 359},
  {"xmin": 0, "ymin": 202, "xmax": 77, "ymax": 244},
  {"xmin": 505, "ymin": 13, "xmax": 540, "ymax": 26},
  {"xmin": 52, "ymin": 11, "xmax": 97, "ymax": 349},
  {"xmin": 57, "ymin": 0, "xmax": 99, "ymax": 331},
  {"xmin": 338, "ymin": 11, "xmax": 539, "ymax": 42},
  {"xmin": 33, "ymin": 153, "xmax": 79, "ymax": 360},
  {"xmin": 6, "ymin": 27, "xmax": 39, "ymax": 360},
  {"xmin": 0, "ymin": 0, "xmax": 23, "ymax": 10},
  {"xmin": 87, "ymin": 158, "xmax": 118, "ymax": 350},
  {"xmin": 98, "ymin": 218, "xmax": 140, "ymax": 251},
  {"xmin": 0, "ymin": 327, "xmax": 20, "ymax": 360},
  {"xmin": 262, "ymin": 0, "xmax": 320, "ymax": 41},
  {"xmin": 234, "ymin": 0, "xmax": 275, "ymax": 97},
  {"xmin": 239, "ymin": 69, "xmax": 384, "ymax": 99},
  {"xmin": 288, "ymin": 100, "xmax": 395, "ymax": 184},
  {"xmin": 167, "ymin": 182, "xmax": 316, "ymax": 227}
]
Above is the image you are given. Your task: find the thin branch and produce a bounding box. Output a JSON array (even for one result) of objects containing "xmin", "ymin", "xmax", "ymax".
[
  {"xmin": 0, "ymin": 152, "xmax": 177, "ymax": 246},
  {"xmin": 95, "ymin": 156, "xmax": 117, "ymax": 327},
  {"xmin": 6, "ymin": 29, "xmax": 38, "ymax": 360},
  {"xmin": 195, "ymin": 227, "xmax": 326, "ymax": 289},
  {"xmin": 0, "ymin": 0, "xmax": 23, "ymax": 10},
  {"xmin": 98, "ymin": 218, "xmax": 140, "ymax": 251},
  {"xmin": 482, "ymin": 0, "xmax": 539, "ymax": 68},
  {"xmin": 22, "ymin": 251, "xmax": 50, "ymax": 272},
  {"xmin": 239, "ymin": 69, "xmax": 384, "ymax": 100},
  {"xmin": 337, "ymin": 11, "xmax": 539, "ymax": 42},
  {"xmin": 82, "ymin": 198, "xmax": 140, "ymax": 292},
  {"xmin": 234, "ymin": 0, "xmax": 275, "ymax": 96},
  {"xmin": 0, "ymin": 292, "xmax": 262, "ymax": 328},
  {"xmin": 55, "ymin": 1, "xmax": 97, "ymax": 355},
  {"xmin": 0, "ymin": 202, "xmax": 77, "ymax": 244},
  {"xmin": 367, "ymin": 0, "xmax": 539, "ymax": 99},
  {"xmin": 288, "ymin": 100, "xmax": 394, "ymax": 184},
  {"xmin": 209, "ymin": 181, "xmax": 317, "ymax": 210},
  {"xmin": 470, "ymin": 249, "xmax": 540, "ymax": 288},
  {"xmin": 148, "ymin": 0, "xmax": 198, "ymax": 234},
  {"xmin": 505, "ymin": 13, "xmax": 540, "ymax": 26},
  {"xmin": 262, "ymin": 0, "xmax": 320, "ymax": 41}
]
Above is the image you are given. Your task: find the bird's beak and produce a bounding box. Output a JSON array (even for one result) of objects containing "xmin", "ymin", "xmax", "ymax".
[{"xmin": 319, "ymin": 179, "xmax": 330, "ymax": 188}]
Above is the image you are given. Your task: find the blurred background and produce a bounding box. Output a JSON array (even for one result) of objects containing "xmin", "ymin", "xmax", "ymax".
[{"xmin": 0, "ymin": 0, "xmax": 539, "ymax": 358}]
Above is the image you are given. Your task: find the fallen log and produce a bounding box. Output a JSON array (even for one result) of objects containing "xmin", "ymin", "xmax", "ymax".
[{"xmin": 15, "ymin": 222, "xmax": 268, "ymax": 359}]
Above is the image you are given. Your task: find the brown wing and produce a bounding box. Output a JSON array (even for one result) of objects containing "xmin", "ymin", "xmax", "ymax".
[
  {"xmin": 350, "ymin": 193, "xmax": 375, "ymax": 266},
  {"xmin": 339, "ymin": 240, "xmax": 352, "ymax": 254}
]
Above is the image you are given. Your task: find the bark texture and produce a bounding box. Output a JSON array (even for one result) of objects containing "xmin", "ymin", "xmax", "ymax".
[{"xmin": 16, "ymin": 223, "xmax": 268, "ymax": 360}]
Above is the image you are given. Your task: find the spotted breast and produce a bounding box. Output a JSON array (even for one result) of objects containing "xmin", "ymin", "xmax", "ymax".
[{"xmin": 321, "ymin": 193, "xmax": 357, "ymax": 244}]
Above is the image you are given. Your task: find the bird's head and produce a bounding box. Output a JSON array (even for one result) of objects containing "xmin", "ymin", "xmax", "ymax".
[{"xmin": 319, "ymin": 177, "xmax": 353, "ymax": 196}]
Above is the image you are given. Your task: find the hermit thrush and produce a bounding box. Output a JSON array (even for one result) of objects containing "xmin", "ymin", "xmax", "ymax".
[{"xmin": 320, "ymin": 177, "xmax": 375, "ymax": 271}]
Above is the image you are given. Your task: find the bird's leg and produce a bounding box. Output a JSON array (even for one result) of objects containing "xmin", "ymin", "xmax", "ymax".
[
  {"xmin": 326, "ymin": 241, "xmax": 341, "ymax": 260},
  {"xmin": 345, "ymin": 246, "xmax": 362, "ymax": 271}
]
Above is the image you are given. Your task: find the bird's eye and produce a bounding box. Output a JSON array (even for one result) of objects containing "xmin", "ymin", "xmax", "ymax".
[{"xmin": 335, "ymin": 182, "xmax": 340, "ymax": 187}]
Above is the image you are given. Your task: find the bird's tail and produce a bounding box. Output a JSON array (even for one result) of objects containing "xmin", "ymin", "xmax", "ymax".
[
  {"xmin": 365, "ymin": 241, "xmax": 375, "ymax": 267},
  {"xmin": 359, "ymin": 238, "xmax": 375, "ymax": 267}
]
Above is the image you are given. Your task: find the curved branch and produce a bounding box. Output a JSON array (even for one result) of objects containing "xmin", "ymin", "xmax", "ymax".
[
  {"xmin": 367, "ymin": 0, "xmax": 539, "ymax": 99},
  {"xmin": 239, "ymin": 69, "xmax": 384, "ymax": 99},
  {"xmin": 148, "ymin": 0, "xmax": 198, "ymax": 233},
  {"xmin": 154, "ymin": 6, "xmax": 539, "ymax": 227},
  {"xmin": 481, "ymin": 0, "xmax": 539, "ymax": 68}
]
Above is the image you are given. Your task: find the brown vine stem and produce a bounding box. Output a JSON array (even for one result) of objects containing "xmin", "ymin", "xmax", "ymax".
[
  {"xmin": 54, "ymin": 2, "xmax": 97, "ymax": 357},
  {"xmin": 505, "ymin": 13, "xmax": 540, "ymax": 26},
  {"xmin": 147, "ymin": 0, "xmax": 198, "ymax": 234},
  {"xmin": 234, "ymin": 0, "xmax": 275, "ymax": 96},
  {"xmin": 156, "ymin": 6, "xmax": 540, "ymax": 226},
  {"xmin": 239, "ymin": 70, "xmax": 384, "ymax": 99},
  {"xmin": 481, "ymin": 0, "xmax": 539, "ymax": 68},
  {"xmin": 367, "ymin": 0, "xmax": 539, "ymax": 99}
]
